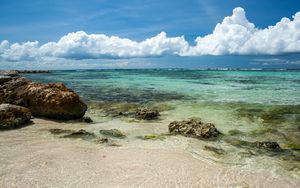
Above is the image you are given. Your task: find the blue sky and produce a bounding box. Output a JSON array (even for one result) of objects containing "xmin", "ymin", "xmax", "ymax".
[{"xmin": 0, "ymin": 0, "xmax": 300, "ymax": 69}]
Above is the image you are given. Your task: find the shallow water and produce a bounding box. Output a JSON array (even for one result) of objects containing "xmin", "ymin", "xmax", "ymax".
[{"xmin": 25, "ymin": 69, "xmax": 300, "ymax": 179}]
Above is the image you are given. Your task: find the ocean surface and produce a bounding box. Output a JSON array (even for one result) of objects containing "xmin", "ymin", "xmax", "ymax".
[{"xmin": 25, "ymin": 69, "xmax": 300, "ymax": 179}]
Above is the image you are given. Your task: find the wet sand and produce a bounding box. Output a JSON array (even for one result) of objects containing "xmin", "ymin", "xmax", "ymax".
[{"xmin": 0, "ymin": 119, "xmax": 299, "ymax": 188}]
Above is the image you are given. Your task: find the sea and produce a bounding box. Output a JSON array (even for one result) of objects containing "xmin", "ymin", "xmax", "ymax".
[{"xmin": 24, "ymin": 69, "xmax": 300, "ymax": 179}]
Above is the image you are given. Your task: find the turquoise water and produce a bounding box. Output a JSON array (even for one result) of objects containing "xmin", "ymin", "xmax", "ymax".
[
  {"xmin": 25, "ymin": 69, "xmax": 300, "ymax": 104},
  {"xmin": 25, "ymin": 69, "xmax": 300, "ymax": 177}
]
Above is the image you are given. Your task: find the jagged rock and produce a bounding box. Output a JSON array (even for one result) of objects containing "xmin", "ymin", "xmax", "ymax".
[
  {"xmin": 168, "ymin": 119, "xmax": 221, "ymax": 139},
  {"xmin": 0, "ymin": 77, "xmax": 87, "ymax": 120},
  {"xmin": 135, "ymin": 108, "xmax": 159, "ymax": 120},
  {"xmin": 0, "ymin": 104, "xmax": 31, "ymax": 130},
  {"xmin": 0, "ymin": 77, "xmax": 32, "ymax": 105},
  {"xmin": 100, "ymin": 129, "xmax": 126, "ymax": 138}
]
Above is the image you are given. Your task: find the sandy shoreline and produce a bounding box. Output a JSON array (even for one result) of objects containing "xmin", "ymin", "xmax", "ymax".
[{"xmin": 0, "ymin": 119, "xmax": 299, "ymax": 188}]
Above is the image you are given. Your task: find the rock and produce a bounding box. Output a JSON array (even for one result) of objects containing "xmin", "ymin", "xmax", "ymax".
[
  {"xmin": 0, "ymin": 70, "xmax": 19, "ymax": 77},
  {"xmin": 0, "ymin": 104, "xmax": 31, "ymax": 130},
  {"xmin": 227, "ymin": 139, "xmax": 283, "ymax": 152},
  {"xmin": 286, "ymin": 143, "xmax": 300, "ymax": 151},
  {"xmin": 17, "ymin": 70, "xmax": 50, "ymax": 74},
  {"xmin": 49, "ymin": 128, "xmax": 73, "ymax": 135},
  {"xmin": 63, "ymin": 129, "xmax": 95, "ymax": 140},
  {"xmin": 0, "ymin": 77, "xmax": 87, "ymax": 120},
  {"xmin": 135, "ymin": 108, "xmax": 159, "ymax": 120},
  {"xmin": 0, "ymin": 76, "xmax": 13, "ymax": 84},
  {"xmin": 204, "ymin": 145, "xmax": 226, "ymax": 155},
  {"xmin": 83, "ymin": 116, "xmax": 93, "ymax": 123},
  {"xmin": 137, "ymin": 135, "xmax": 166, "ymax": 140},
  {"xmin": 100, "ymin": 129, "xmax": 126, "ymax": 138},
  {"xmin": 94, "ymin": 138, "xmax": 122, "ymax": 146},
  {"xmin": 0, "ymin": 77, "xmax": 32, "ymax": 105},
  {"xmin": 23, "ymin": 82, "xmax": 87, "ymax": 120},
  {"xmin": 255, "ymin": 141, "xmax": 282, "ymax": 152},
  {"xmin": 228, "ymin": 129, "xmax": 244, "ymax": 136},
  {"xmin": 168, "ymin": 119, "xmax": 221, "ymax": 139}
]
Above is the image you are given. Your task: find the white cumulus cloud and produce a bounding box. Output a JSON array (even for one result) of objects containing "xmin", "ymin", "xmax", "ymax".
[
  {"xmin": 0, "ymin": 7, "xmax": 300, "ymax": 62},
  {"xmin": 183, "ymin": 7, "xmax": 300, "ymax": 55}
]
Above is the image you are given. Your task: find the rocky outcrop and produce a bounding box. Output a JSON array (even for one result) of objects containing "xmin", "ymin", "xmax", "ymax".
[
  {"xmin": 0, "ymin": 70, "xmax": 19, "ymax": 77},
  {"xmin": 0, "ymin": 104, "xmax": 32, "ymax": 130},
  {"xmin": 0, "ymin": 77, "xmax": 87, "ymax": 120},
  {"xmin": 135, "ymin": 108, "xmax": 159, "ymax": 120},
  {"xmin": 17, "ymin": 70, "xmax": 50, "ymax": 74},
  {"xmin": 168, "ymin": 119, "xmax": 221, "ymax": 139}
]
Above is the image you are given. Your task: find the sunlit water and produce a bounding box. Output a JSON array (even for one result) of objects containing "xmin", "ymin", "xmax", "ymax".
[{"xmin": 25, "ymin": 69, "xmax": 300, "ymax": 179}]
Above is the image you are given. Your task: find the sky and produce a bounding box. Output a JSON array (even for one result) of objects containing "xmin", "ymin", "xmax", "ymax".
[{"xmin": 0, "ymin": 0, "xmax": 300, "ymax": 69}]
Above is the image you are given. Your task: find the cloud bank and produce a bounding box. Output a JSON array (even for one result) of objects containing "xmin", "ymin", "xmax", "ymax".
[{"xmin": 1, "ymin": 7, "xmax": 300, "ymax": 62}]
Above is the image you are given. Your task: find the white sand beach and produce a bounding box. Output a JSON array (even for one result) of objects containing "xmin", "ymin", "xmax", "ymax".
[{"xmin": 1, "ymin": 118, "xmax": 299, "ymax": 188}]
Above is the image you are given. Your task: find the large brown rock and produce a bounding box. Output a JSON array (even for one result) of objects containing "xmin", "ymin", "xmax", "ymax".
[
  {"xmin": 0, "ymin": 104, "xmax": 32, "ymax": 129},
  {"xmin": 168, "ymin": 119, "xmax": 221, "ymax": 139},
  {"xmin": 23, "ymin": 82, "xmax": 87, "ymax": 119},
  {"xmin": 0, "ymin": 77, "xmax": 87, "ymax": 120}
]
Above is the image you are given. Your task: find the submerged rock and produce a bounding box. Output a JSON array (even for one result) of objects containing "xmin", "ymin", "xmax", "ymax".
[
  {"xmin": 100, "ymin": 129, "xmax": 126, "ymax": 138},
  {"xmin": 227, "ymin": 139, "xmax": 283, "ymax": 152},
  {"xmin": 168, "ymin": 119, "xmax": 221, "ymax": 139},
  {"xmin": 255, "ymin": 141, "xmax": 282, "ymax": 151},
  {"xmin": 137, "ymin": 135, "xmax": 166, "ymax": 140},
  {"xmin": 204, "ymin": 145, "xmax": 226, "ymax": 155},
  {"xmin": 63, "ymin": 129, "xmax": 95, "ymax": 139},
  {"xmin": 94, "ymin": 138, "xmax": 122, "ymax": 146},
  {"xmin": 82, "ymin": 116, "xmax": 93, "ymax": 123},
  {"xmin": 285, "ymin": 143, "xmax": 300, "ymax": 152},
  {"xmin": 135, "ymin": 108, "xmax": 159, "ymax": 120},
  {"xmin": 0, "ymin": 104, "xmax": 32, "ymax": 130},
  {"xmin": 228, "ymin": 129, "xmax": 244, "ymax": 136},
  {"xmin": 260, "ymin": 105, "xmax": 300, "ymax": 124},
  {"xmin": 0, "ymin": 77, "xmax": 87, "ymax": 120},
  {"xmin": 49, "ymin": 128, "xmax": 73, "ymax": 135},
  {"xmin": 235, "ymin": 107, "xmax": 265, "ymax": 122}
]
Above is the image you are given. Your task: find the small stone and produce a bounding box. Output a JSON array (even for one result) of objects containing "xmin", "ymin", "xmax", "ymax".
[
  {"xmin": 83, "ymin": 116, "xmax": 93, "ymax": 123},
  {"xmin": 100, "ymin": 129, "xmax": 126, "ymax": 138}
]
